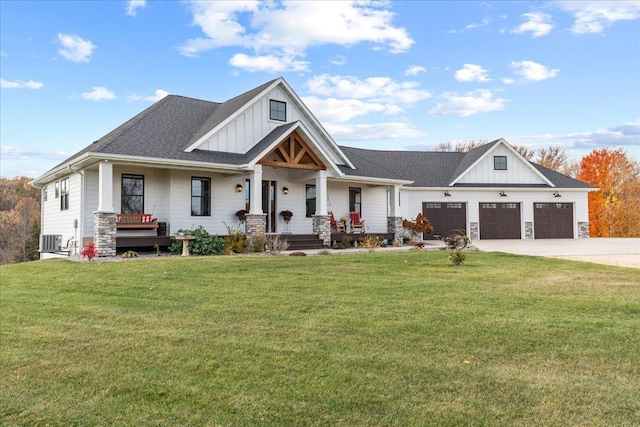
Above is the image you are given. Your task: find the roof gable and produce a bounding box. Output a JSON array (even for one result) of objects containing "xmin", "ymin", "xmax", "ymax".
[{"xmin": 451, "ymin": 139, "xmax": 555, "ymax": 187}]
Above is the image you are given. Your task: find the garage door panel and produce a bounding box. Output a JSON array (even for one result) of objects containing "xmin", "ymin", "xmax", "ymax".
[
  {"xmin": 479, "ymin": 202, "xmax": 521, "ymax": 239},
  {"xmin": 423, "ymin": 202, "xmax": 467, "ymax": 239},
  {"xmin": 534, "ymin": 203, "xmax": 573, "ymax": 238}
]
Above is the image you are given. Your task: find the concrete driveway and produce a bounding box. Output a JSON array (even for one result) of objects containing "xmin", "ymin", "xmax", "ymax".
[{"xmin": 470, "ymin": 238, "xmax": 640, "ymax": 269}]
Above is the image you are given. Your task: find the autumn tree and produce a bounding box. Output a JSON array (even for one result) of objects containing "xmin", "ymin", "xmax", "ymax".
[
  {"xmin": 578, "ymin": 148, "xmax": 640, "ymax": 237},
  {"xmin": 0, "ymin": 177, "xmax": 41, "ymax": 263},
  {"xmin": 403, "ymin": 213, "xmax": 434, "ymax": 242},
  {"xmin": 435, "ymin": 140, "xmax": 487, "ymax": 152}
]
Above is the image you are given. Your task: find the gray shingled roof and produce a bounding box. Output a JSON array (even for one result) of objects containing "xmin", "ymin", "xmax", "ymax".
[
  {"xmin": 338, "ymin": 145, "xmax": 593, "ymax": 189},
  {"xmin": 44, "ymin": 78, "xmax": 592, "ymax": 190}
]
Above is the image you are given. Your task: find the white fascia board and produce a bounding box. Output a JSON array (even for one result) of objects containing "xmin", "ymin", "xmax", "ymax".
[
  {"xmin": 278, "ymin": 78, "xmax": 356, "ymax": 169},
  {"xmin": 332, "ymin": 175, "xmax": 413, "ymax": 186},
  {"xmin": 245, "ymin": 121, "xmax": 345, "ymax": 177},
  {"xmin": 183, "ymin": 78, "xmax": 284, "ymax": 153},
  {"xmin": 450, "ymin": 138, "xmax": 555, "ymax": 187}
]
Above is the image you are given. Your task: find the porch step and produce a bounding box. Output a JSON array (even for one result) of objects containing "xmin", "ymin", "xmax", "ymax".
[{"xmin": 279, "ymin": 234, "xmax": 326, "ymax": 251}]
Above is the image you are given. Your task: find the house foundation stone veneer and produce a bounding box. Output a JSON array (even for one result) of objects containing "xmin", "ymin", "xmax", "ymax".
[
  {"xmin": 578, "ymin": 222, "xmax": 590, "ymax": 238},
  {"xmin": 93, "ymin": 211, "xmax": 117, "ymax": 257},
  {"xmin": 245, "ymin": 213, "xmax": 267, "ymax": 247},
  {"xmin": 470, "ymin": 222, "xmax": 479, "ymax": 241},
  {"xmin": 312, "ymin": 215, "xmax": 331, "ymax": 246},
  {"xmin": 525, "ymin": 222, "xmax": 534, "ymax": 239},
  {"xmin": 387, "ymin": 216, "xmax": 404, "ymax": 244}
]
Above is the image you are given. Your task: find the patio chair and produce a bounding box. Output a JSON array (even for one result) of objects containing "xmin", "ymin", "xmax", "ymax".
[
  {"xmin": 329, "ymin": 211, "xmax": 346, "ymax": 233},
  {"xmin": 350, "ymin": 212, "xmax": 365, "ymax": 234}
]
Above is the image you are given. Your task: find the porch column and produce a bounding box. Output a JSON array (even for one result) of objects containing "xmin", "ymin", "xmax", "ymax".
[
  {"xmin": 246, "ymin": 164, "xmax": 266, "ymax": 246},
  {"xmin": 94, "ymin": 160, "xmax": 116, "ymax": 256},
  {"xmin": 387, "ymin": 185, "xmax": 403, "ymax": 244},
  {"xmin": 97, "ymin": 160, "xmax": 114, "ymax": 212},
  {"xmin": 313, "ymin": 170, "xmax": 330, "ymax": 246}
]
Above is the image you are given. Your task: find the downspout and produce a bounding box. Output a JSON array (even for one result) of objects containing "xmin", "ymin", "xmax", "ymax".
[{"xmin": 69, "ymin": 164, "xmax": 84, "ymax": 255}]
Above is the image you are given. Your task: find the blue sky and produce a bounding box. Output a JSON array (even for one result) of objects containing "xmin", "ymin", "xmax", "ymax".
[{"xmin": 1, "ymin": 0, "xmax": 639, "ymax": 179}]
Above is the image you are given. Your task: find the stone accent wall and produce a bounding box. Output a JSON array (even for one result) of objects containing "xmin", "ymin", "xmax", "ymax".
[
  {"xmin": 312, "ymin": 215, "xmax": 331, "ymax": 246},
  {"xmin": 245, "ymin": 213, "xmax": 267, "ymax": 247},
  {"xmin": 93, "ymin": 211, "xmax": 116, "ymax": 257},
  {"xmin": 578, "ymin": 222, "xmax": 590, "ymax": 238},
  {"xmin": 470, "ymin": 222, "xmax": 479, "ymax": 241},
  {"xmin": 387, "ymin": 216, "xmax": 404, "ymax": 244},
  {"xmin": 524, "ymin": 222, "xmax": 534, "ymax": 239}
]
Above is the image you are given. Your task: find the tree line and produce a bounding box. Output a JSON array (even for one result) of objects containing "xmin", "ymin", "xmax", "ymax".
[{"xmin": 1, "ymin": 145, "xmax": 638, "ymax": 264}]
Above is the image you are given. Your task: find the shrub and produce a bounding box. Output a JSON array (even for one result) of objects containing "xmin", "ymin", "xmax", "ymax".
[
  {"xmin": 81, "ymin": 242, "xmax": 97, "ymax": 261},
  {"xmin": 223, "ymin": 224, "xmax": 247, "ymax": 254},
  {"xmin": 122, "ymin": 250, "xmax": 138, "ymax": 259},
  {"xmin": 266, "ymin": 235, "xmax": 289, "ymax": 254},
  {"xmin": 341, "ymin": 234, "xmax": 352, "ymax": 248},
  {"xmin": 448, "ymin": 249, "xmax": 466, "ymax": 266},
  {"xmin": 170, "ymin": 226, "xmax": 224, "ymax": 256},
  {"xmin": 402, "ymin": 213, "xmax": 434, "ymax": 242},
  {"xmin": 361, "ymin": 234, "xmax": 381, "ymax": 250},
  {"xmin": 251, "ymin": 233, "xmax": 266, "ymax": 253}
]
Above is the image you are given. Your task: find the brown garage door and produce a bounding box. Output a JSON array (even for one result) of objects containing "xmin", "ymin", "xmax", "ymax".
[
  {"xmin": 422, "ymin": 202, "xmax": 467, "ymax": 238},
  {"xmin": 479, "ymin": 202, "xmax": 521, "ymax": 239},
  {"xmin": 534, "ymin": 203, "xmax": 573, "ymax": 238}
]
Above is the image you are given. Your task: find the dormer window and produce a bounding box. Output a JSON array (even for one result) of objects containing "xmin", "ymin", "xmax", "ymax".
[
  {"xmin": 269, "ymin": 100, "xmax": 286, "ymax": 122},
  {"xmin": 494, "ymin": 156, "xmax": 507, "ymax": 170}
]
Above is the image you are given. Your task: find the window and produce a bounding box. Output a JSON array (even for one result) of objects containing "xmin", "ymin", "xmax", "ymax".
[
  {"xmin": 503, "ymin": 203, "xmax": 518, "ymax": 209},
  {"xmin": 481, "ymin": 203, "xmax": 496, "ymax": 209},
  {"xmin": 269, "ymin": 100, "xmax": 286, "ymax": 121},
  {"xmin": 424, "ymin": 203, "xmax": 441, "ymax": 209},
  {"xmin": 55, "ymin": 181, "xmax": 60, "ymax": 198},
  {"xmin": 191, "ymin": 177, "xmax": 211, "ymax": 216},
  {"xmin": 121, "ymin": 174, "xmax": 144, "ymax": 214},
  {"xmin": 245, "ymin": 178, "xmax": 251, "ymax": 212},
  {"xmin": 447, "ymin": 203, "xmax": 462, "ymax": 209},
  {"xmin": 349, "ymin": 187, "xmax": 361, "ymax": 214},
  {"xmin": 43, "ymin": 185, "xmax": 48, "ymax": 202},
  {"xmin": 305, "ymin": 184, "xmax": 316, "ymax": 217},
  {"xmin": 494, "ymin": 156, "xmax": 507, "ymax": 170},
  {"xmin": 60, "ymin": 178, "xmax": 69, "ymax": 211}
]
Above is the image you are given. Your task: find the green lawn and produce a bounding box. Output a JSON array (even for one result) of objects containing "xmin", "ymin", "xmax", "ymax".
[{"xmin": 1, "ymin": 251, "xmax": 639, "ymax": 426}]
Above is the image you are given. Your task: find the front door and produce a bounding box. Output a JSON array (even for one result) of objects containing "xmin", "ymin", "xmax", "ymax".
[{"xmin": 262, "ymin": 180, "xmax": 277, "ymax": 233}]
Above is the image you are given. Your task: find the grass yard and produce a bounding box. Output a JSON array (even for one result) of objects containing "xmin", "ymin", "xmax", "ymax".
[{"xmin": 1, "ymin": 251, "xmax": 639, "ymax": 426}]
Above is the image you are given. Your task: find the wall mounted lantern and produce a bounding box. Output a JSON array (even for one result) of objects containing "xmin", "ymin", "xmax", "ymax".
[
  {"xmin": 282, "ymin": 187, "xmax": 289, "ymax": 195},
  {"xmin": 236, "ymin": 184, "xmax": 243, "ymax": 193},
  {"xmin": 499, "ymin": 191, "xmax": 507, "ymax": 197},
  {"xmin": 553, "ymin": 191, "xmax": 561, "ymax": 198},
  {"xmin": 444, "ymin": 191, "xmax": 452, "ymax": 197}
]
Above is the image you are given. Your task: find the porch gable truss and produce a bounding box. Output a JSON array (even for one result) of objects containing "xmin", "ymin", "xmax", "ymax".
[{"xmin": 258, "ymin": 130, "xmax": 326, "ymax": 171}]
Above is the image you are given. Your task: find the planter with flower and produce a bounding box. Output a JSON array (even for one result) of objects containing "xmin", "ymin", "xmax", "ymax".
[
  {"xmin": 279, "ymin": 210, "xmax": 293, "ymax": 222},
  {"xmin": 235, "ymin": 209, "xmax": 248, "ymax": 222}
]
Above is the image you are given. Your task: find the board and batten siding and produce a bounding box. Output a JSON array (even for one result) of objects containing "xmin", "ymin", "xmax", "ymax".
[{"xmin": 457, "ymin": 146, "xmax": 547, "ymax": 185}]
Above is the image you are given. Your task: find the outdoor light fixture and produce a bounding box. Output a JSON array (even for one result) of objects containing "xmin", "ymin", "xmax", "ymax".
[
  {"xmin": 282, "ymin": 187, "xmax": 289, "ymax": 195},
  {"xmin": 236, "ymin": 184, "xmax": 243, "ymax": 193},
  {"xmin": 553, "ymin": 191, "xmax": 561, "ymax": 198},
  {"xmin": 444, "ymin": 191, "xmax": 452, "ymax": 197},
  {"xmin": 499, "ymin": 191, "xmax": 507, "ymax": 197}
]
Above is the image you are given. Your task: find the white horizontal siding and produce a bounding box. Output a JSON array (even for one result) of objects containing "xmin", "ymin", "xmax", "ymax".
[{"xmin": 40, "ymin": 173, "xmax": 82, "ymax": 251}]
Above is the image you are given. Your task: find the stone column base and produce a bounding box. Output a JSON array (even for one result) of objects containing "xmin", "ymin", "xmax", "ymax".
[
  {"xmin": 387, "ymin": 216, "xmax": 404, "ymax": 244},
  {"xmin": 578, "ymin": 222, "xmax": 590, "ymax": 238},
  {"xmin": 470, "ymin": 222, "xmax": 479, "ymax": 241},
  {"xmin": 245, "ymin": 213, "xmax": 267, "ymax": 248},
  {"xmin": 94, "ymin": 211, "xmax": 117, "ymax": 257},
  {"xmin": 525, "ymin": 222, "xmax": 533, "ymax": 239},
  {"xmin": 312, "ymin": 215, "xmax": 331, "ymax": 246}
]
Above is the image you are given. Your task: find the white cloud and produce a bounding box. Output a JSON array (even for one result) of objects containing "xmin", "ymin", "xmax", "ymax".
[
  {"xmin": 1, "ymin": 78, "xmax": 44, "ymax": 89},
  {"xmin": 325, "ymin": 122, "xmax": 425, "ymax": 141},
  {"xmin": 510, "ymin": 60, "xmax": 559, "ymax": 81},
  {"xmin": 307, "ymin": 74, "xmax": 431, "ymax": 104},
  {"xmin": 405, "ymin": 65, "xmax": 426, "ymax": 76},
  {"xmin": 555, "ymin": 1, "xmax": 640, "ymax": 34},
  {"xmin": 179, "ymin": 1, "xmax": 413, "ymax": 70},
  {"xmin": 331, "ymin": 55, "xmax": 347, "ymax": 66},
  {"xmin": 502, "ymin": 78, "xmax": 515, "ymax": 85},
  {"xmin": 126, "ymin": 0, "xmax": 146, "ymax": 16},
  {"xmin": 448, "ymin": 17, "xmax": 492, "ymax": 34},
  {"xmin": 429, "ymin": 89, "xmax": 508, "ymax": 117},
  {"xmin": 229, "ymin": 53, "xmax": 309, "ymax": 72},
  {"xmin": 511, "ymin": 12, "xmax": 553, "ymax": 37},
  {"xmin": 455, "ymin": 64, "xmax": 490, "ymax": 82},
  {"xmin": 81, "ymin": 87, "xmax": 116, "ymax": 101},
  {"xmin": 302, "ymin": 96, "xmax": 402, "ymax": 123},
  {"xmin": 57, "ymin": 33, "xmax": 96, "ymax": 62},
  {"xmin": 1, "ymin": 145, "xmax": 66, "ymax": 160},
  {"xmin": 1, "ymin": 50, "xmax": 7, "ymax": 57},
  {"xmin": 128, "ymin": 89, "xmax": 170, "ymax": 102}
]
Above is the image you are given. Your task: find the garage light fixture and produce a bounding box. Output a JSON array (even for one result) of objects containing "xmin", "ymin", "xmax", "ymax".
[
  {"xmin": 236, "ymin": 184, "xmax": 243, "ymax": 193},
  {"xmin": 282, "ymin": 187, "xmax": 289, "ymax": 195},
  {"xmin": 553, "ymin": 191, "xmax": 561, "ymax": 198},
  {"xmin": 499, "ymin": 191, "xmax": 507, "ymax": 197},
  {"xmin": 444, "ymin": 191, "xmax": 451, "ymax": 197}
]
